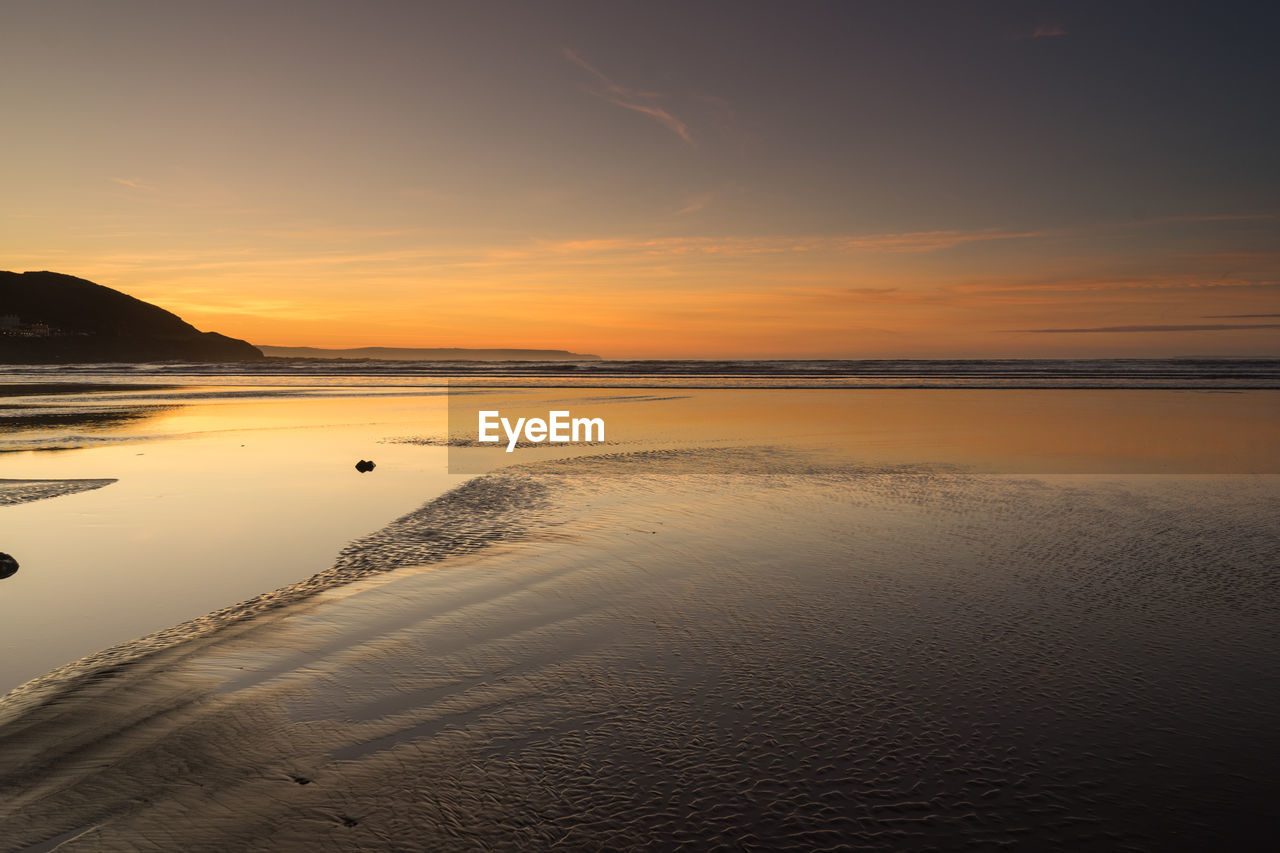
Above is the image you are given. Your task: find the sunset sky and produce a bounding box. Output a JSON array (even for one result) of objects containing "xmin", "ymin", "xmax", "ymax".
[{"xmin": 2, "ymin": 0, "xmax": 1277, "ymax": 358}]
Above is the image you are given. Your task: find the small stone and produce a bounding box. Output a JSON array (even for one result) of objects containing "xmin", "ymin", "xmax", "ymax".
[
  {"xmin": 0, "ymin": 552, "xmax": 18, "ymax": 580},
  {"xmin": 355, "ymin": 460, "xmax": 376, "ymax": 473}
]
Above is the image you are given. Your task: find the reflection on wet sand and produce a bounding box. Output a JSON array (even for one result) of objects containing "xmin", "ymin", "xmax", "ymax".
[
  {"xmin": 0, "ymin": 380, "xmax": 1277, "ymax": 850},
  {"xmin": 0, "ymin": 450, "xmax": 1277, "ymax": 850},
  {"xmin": 0, "ymin": 394, "xmax": 456, "ymax": 692},
  {"xmin": 447, "ymin": 387, "xmax": 1280, "ymax": 474},
  {"xmin": 0, "ymin": 479, "xmax": 118, "ymax": 583},
  {"xmin": 0, "ymin": 406, "xmax": 177, "ymax": 438}
]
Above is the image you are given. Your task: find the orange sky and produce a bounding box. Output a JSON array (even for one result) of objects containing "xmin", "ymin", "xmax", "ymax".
[
  {"xmin": 2, "ymin": 1, "xmax": 1277, "ymax": 358},
  {"xmin": 6, "ymin": 215, "xmax": 1276, "ymax": 358}
]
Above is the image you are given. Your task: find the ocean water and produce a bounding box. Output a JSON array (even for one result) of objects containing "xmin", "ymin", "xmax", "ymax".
[
  {"xmin": 0, "ymin": 363, "xmax": 1277, "ymax": 850},
  {"xmin": 2, "ymin": 357, "xmax": 1279, "ymax": 387}
]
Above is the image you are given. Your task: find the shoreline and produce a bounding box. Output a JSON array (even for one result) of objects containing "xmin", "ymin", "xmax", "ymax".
[{"xmin": 0, "ymin": 468, "xmax": 543, "ymax": 716}]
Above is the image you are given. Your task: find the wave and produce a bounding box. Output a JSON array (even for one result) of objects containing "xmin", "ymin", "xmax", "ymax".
[{"xmin": 0, "ymin": 358, "xmax": 1277, "ymax": 388}]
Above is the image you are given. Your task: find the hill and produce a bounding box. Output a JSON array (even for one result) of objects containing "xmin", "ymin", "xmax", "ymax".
[
  {"xmin": 259, "ymin": 346, "xmax": 601, "ymax": 361},
  {"xmin": 0, "ymin": 271, "xmax": 262, "ymax": 363}
]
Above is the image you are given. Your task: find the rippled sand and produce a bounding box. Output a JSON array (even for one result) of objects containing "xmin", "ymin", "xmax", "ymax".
[
  {"xmin": 1, "ymin": 451, "xmax": 1277, "ymax": 851},
  {"xmin": 0, "ymin": 478, "xmax": 116, "ymax": 507}
]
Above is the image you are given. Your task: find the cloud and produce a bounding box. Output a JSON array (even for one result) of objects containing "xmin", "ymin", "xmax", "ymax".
[
  {"xmin": 1143, "ymin": 213, "xmax": 1277, "ymax": 224},
  {"xmin": 951, "ymin": 276, "xmax": 1280, "ymax": 296},
  {"xmin": 486, "ymin": 228, "xmax": 1041, "ymax": 263},
  {"xmin": 836, "ymin": 229, "xmax": 1044, "ymax": 252},
  {"xmin": 1203, "ymin": 313, "xmax": 1280, "ymax": 318},
  {"xmin": 1018, "ymin": 324, "xmax": 1280, "ymax": 333},
  {"xmin": 1032, "ymin": 23, "xmax": 1068, "ymax": 38},
  {"xmin": 672, "ymin": 192, "xmax": 715, "ymax": 216},
  {"xmin": 563, "ymin": 49, "xmax": 694, "ymax": 145},
  {"xmin": 111, "ymin": 177, "xmax": 154, "ymax": 190}
]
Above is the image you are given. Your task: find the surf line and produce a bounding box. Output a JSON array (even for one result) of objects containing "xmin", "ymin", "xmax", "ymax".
[{"xmin": 478, "ymin": 410, "xmax": 605, "ymax": 452}]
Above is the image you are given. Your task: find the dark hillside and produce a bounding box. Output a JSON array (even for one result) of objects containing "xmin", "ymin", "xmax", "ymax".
[{"xmin": 0, "ymin": 271, "xmax": 262, "ymax": 363}]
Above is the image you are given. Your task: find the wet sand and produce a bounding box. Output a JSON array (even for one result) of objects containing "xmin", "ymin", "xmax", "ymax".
[
  {"xmin": 2, "ymin": 449, "xmax": 1277, "ymax": 850},
  {"xmin": 0, "ymin": 479, "xmax": 116, "ymax": 507},
  {"xmin": 0, "ymin": 394, "xmax": 458, "ymax": 691}
]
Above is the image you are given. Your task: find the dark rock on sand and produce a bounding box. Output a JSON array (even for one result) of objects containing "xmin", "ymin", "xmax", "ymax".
[
  {"xmin": 355, "ymin": 460, "xmax": 376, "ymax": 473},
  {"xmin": 0, "ymin": 553, "xmax": 17, "ymax": 579}
]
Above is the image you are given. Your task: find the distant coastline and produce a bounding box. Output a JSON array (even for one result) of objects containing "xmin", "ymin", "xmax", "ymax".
[
  {"xmin": 258, "ymin": 345, "xmax": 602, "ymax": 361},
  {"xmin": 1, "ymin": 272, "xmax": 601, "ymax": 365}
]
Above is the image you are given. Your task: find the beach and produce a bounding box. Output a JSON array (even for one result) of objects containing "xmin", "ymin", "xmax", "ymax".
[
  {"xmin": 6, "ymin": 1, "xmax": 1277, "ymax": 845},
  {"xmin": 1, "ymin": 365, "xmax": 1278, "ymax": 850}
]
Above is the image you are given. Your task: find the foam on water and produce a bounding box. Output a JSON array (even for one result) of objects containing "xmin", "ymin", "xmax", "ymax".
[{"xmin": 1, "ymin": 358, "xmax": 1278, "ymax": 388}]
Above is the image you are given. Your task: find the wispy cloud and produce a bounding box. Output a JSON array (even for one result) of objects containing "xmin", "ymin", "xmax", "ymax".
[
  {"xmin": 835, "ymin": 229, "xmax": 1044, "ymax": 252},
  {"xmin": 1142, "ymin": 212, "xmax": 1277, "ymax": 224},
  {"xmin": 1019, "ymin": 324, "xmax": 1280, "ymax": 333},
  {"xmin": 1204, "ymin": 313, "xmax": 1280, "ymax": 318},
  {"xmin": 672, "ymin": 192, "xmax": 715, "ymax": 216},
  {"xmin": 951, "ymin": 275, "xmax": 1280, "ymax": 296},
  {"xmin": 481, "ymin": 228, "xmax": 1042, "ymax": 263},
  {"xmin": 563, "ymin": 48, "xmax": 694, "ymax": 145},
  {"xmin": 1032, "ymin": 23, "xmax": 1068, "ymax": 38},
  {"xmin": 111, "ymin": 177, "xmax": 154, "ymax": 190}
]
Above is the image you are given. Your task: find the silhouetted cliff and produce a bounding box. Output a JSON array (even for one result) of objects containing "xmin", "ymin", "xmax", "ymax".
[{"xmin": 0, "ymin": 271, "xmax": 262, "ymax": 363}]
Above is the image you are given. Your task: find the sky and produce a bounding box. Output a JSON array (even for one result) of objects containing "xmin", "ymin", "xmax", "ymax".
[{"xmin": 2, "ymin": 0, "xmax": 1278, "ymax": 358}]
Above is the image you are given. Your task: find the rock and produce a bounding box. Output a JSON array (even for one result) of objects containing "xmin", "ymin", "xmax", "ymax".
[
  {"xmin": 0, "ymin": 552, "xmax": 17, "ymax": 579},
  {"xmin": 355, "ymin": 460, "xmax": 376, "ymax": 473}
]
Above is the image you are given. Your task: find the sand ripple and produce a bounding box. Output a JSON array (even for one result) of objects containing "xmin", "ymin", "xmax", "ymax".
[
  {"xmin": 0, "ymin": 479, "xmax": 116, "ymax": 507},
  {"xmin": 1, "ymin": 453, "xmax": 1277, "ymax": 850}
]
